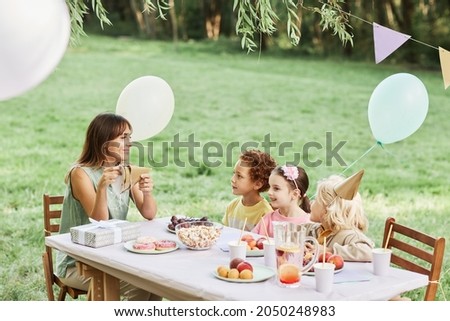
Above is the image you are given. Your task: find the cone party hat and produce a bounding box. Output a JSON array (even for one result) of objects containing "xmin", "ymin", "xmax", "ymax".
[{"xmin": 334, "ymin": 169, "xmax": 364, "ymax": 200}]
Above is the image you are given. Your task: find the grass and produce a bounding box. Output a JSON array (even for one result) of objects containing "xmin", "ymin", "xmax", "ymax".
[{"xmin": 0, "ymin": 35, "xmax": 448, "ymax": 300}]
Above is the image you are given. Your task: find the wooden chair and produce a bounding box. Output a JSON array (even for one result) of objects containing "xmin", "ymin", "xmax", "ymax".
[
  {"xmin": 42, "ymin": 194, "xmax": 88, "ymax": 300},
  {"xmin": 382, "ymin": 217, "xmax": 446, "ymax": 301}
]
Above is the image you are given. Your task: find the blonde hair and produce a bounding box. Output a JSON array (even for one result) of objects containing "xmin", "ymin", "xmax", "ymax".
[{"xmin": 315, "ymin": 175, "xmax": 368, "ymax": 232}]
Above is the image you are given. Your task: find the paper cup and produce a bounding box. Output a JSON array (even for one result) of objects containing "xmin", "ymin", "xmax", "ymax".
[
  {"xmin": 314, "ymin": 263, "xmax": 335, "ymax": 294},
  {"xmin": 263, "ymin": 240, "xmax": 276, "ymax": 269},
  {"xmin": 228, "ymin": 240, "xmax": 246, "ymax": 260},
  {"xmin": 372, "ymin": 248, "xmax": 392, "ymax": 276}
]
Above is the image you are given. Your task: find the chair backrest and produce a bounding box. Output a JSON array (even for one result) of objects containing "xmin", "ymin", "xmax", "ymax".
[
  {"xmin": 43, "ymin": 194, "xmax": 64, "ymax": 269},
  {"xmin": 382, "ymin": 217, "xmax": 446, "ymax": 301},
  {"xmin": 43, "ymin": 194, "xmax": 87, "ymax": 300}
]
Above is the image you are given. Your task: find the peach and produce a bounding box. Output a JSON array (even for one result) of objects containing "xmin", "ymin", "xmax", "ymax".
[
  {"xmin": 327, "ymin": 254, "xmax": 344, "ymax": 270},
  {"xmin": 236, "ymin": 261, "xmax": 253, "ymax": 273},
  {"xmin": 247, "ymin": 239, "xmax": 257, "ymax": 248},
  {"xmin": 230, "ymin": 258, "xmax": 244, "ymax": 269},
  {"xmin": 239, "ymin": 269, "xmax": 253, "ymax": 279},
  {"xmin": 217, "ymin": 266, "xmax": 229, "ymax": 278},
  {"xmin": 241, "ymin": 234, "xmax": 254, "ymax": 242},
  {"xmin": 319, "ymin": 251, "xmax": 333, "ymax": 263},
  {"xmin": 228, "ymin": 268, "xmax": 240, "ymax": 279}
]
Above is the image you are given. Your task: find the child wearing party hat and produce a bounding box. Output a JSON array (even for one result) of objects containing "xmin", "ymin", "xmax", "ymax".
[{"xmin": 304, "ymin": 169, "xmax": 374, "ymax": 261}]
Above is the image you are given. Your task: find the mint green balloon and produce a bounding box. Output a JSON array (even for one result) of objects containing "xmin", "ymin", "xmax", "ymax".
[{"xmin": 368, "ymin": 73, "xmax": 428, "ymax": 144}]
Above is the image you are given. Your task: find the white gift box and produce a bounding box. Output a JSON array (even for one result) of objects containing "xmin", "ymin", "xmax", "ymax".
[{"xmin": 70, "ymin": 219, "xmax": 140, "ymax": 248}]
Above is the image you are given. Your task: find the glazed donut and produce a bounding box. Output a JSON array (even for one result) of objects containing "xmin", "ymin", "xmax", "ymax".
[
  {"xmin": 133, "ymin": 236, "xmax": 157, "ymax": 250},
  {"xmin": 133, "ymin": 242, "xmax": 155, "ymax": 250},
  {"xmin": 155, "ymin": 240, "xmax": 177, "ymax": 251}
]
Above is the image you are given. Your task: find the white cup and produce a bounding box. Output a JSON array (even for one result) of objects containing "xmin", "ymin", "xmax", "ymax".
[
  {"xmin": 228, "ymin": 240, "xmax": 246, "ymax": 260},
  {"xmin": 262, "ymin": 240, "xmax": 276, "ymax": 269},
  {"xmin": 313, "ymin": 263, "xmax": 335, "ymax": 294},
  {"xmin": 372, "ymin": 248, "xmax": 392, "ymax": 276}
]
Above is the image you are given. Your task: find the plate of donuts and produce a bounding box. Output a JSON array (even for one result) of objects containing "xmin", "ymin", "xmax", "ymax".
[{"xmin": 124, "ymin": 237, "xmax": 178, "ymax": 254}]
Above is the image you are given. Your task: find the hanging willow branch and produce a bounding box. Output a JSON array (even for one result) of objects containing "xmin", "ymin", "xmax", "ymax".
[
  {"xmin": 67, "ymin": 0, "xmax": 353, "ymax": 52},
  {"xmin": 233, "ymin": 0, "xmax": 353, "ymax": 52},
  {"xmin": 311, "ymin": 0, "xmax": 354, "ymax": 46},
  {"xmin": 66, "ymin": 0, "xmax": 169, "ymax": 46}
]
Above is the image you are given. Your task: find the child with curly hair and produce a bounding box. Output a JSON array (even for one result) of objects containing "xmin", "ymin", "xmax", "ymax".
[
  {"xmin": 252, "ymin": 165, "xmax": 311, "ymax": 237},
  {"xmin": 222, "ymin": 149, "xmax": 277, "ymax": 231}
]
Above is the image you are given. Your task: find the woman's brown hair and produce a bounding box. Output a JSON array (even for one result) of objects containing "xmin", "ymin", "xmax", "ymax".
[{"xmin": 76, "ymin": 113, "xmax": 132, "ymax": 167}]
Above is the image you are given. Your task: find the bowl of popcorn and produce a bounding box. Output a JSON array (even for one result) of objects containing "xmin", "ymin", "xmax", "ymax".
[{"xmin": 175, "ymin": 221, "xmax": 223, "ymax": 250}]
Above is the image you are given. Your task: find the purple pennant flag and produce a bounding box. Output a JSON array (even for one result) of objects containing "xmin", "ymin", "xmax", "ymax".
[{"xmin": 373, "ymin": 22, "xmax": 411, "ymax": 64}]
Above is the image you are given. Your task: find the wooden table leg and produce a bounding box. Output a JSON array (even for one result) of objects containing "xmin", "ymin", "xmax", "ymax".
[{"xmin": 77, "ymin": 262, "xmax": 120, "ymax": 301}]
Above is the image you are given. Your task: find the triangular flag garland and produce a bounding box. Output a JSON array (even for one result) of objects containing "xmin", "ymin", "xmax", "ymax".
[
  {"xmin": 373, "ymin": 23, "xmax": 411, "ymax": 64},
  {"xmin": 320, "ymin": 3, "xmax": 450, "ymax": 90},
  {"xmin": 439, "ymin": 47, "xmax": 450, "ymax": 89}
]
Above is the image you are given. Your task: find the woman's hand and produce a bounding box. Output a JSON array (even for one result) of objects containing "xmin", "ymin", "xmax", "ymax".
[
  {"xmin": 98, "ymin": 166, "xmax": 123, "ymax": 191},
  {"xmin": 138, "ymin": 173, "xmax": 153, "ymax": 195},
  {"xmin": 131, "ymin": 173, "xmax": 157, "ymax": 220}
]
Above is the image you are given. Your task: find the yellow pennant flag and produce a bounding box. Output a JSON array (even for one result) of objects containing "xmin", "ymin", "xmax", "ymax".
[{"xmin": 439, "ymin": 47, "xmax": 450, "ymax": 89}]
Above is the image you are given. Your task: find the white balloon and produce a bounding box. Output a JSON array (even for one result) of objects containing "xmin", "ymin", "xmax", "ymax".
[
  {"xmin": 116, "ymin": 76, "xmax": 175, "ymax": 141},
  {"xmin": 0, "ymin": 0, "xmax": 71, "ymax": 101}
]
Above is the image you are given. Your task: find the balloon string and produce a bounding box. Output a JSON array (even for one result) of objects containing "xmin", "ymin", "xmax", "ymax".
[
  {"xmin": 377, "ymin": 142, "xmax": 402, "ymax": 164},
  {"xmin": 340, "ymin": 142, "xmax": 379, "ymax": 175},
  {"xmin": 308, "ymin": 142, "xmax": 379, "ymax": 200}
]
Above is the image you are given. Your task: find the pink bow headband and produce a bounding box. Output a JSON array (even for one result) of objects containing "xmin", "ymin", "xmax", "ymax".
[{"xmin": 281, "ymin": 165, "xmax": 299, "ymax": 191}]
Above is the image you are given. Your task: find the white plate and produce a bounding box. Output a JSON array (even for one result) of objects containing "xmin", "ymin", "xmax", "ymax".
[
  {"xmin": 124, "ymin": 240, "xmax": 178, "ymax": 254},
  {"xmin": 166, "ymin": 214, "xmax": 187, "ymax": 233},
  {"xmin": 213, "ymin": 265, "xmax": 275, "ymax": 283},
  {"xmin": 166, "ymin": 226, "xmax": 176, "ymax": 234},
  {"xmin": 303, "ymin": 267, "xmax": 344, "ymax": 276},
  {"xmin": 246, "ymin": 249, "xmax": 264, "ymax": 257}
]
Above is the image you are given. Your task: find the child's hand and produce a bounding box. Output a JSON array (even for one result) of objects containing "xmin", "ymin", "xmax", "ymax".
[{"xmin": 305, "ymin": 242, "xmax": 315, "ymax": 252}]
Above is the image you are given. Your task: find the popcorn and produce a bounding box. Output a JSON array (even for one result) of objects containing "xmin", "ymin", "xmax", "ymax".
[{"xmin": 176, "ymin": 223, "xmax": 222, "ymax": 249}]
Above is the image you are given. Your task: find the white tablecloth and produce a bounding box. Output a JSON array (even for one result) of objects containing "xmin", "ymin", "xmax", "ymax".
[{"xmin": 45, "ymin": 218, "xmax": 428, "ymax": 301}]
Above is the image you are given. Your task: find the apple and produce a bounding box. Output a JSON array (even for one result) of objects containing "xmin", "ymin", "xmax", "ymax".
[
  {"xmin": 236, "ymin": 261, "xmax": 253, "ymax": 273},
  {"xmin": 318, "ymin": 251, "xmax": 333, "ymax": 263},
  {"xmin": 229, "ymin": 258, "xmax": 244, "ymax": 269},
  {"xmin": 327, "ymin": 254, "xmax": 344, "ymax": 270},
  {"xmin": 256, "ymin": 237, "xmax": 266, "ymax": 250}
]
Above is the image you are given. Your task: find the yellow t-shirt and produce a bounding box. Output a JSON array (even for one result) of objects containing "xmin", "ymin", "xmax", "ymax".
[{"xmin": 222, "ymin": 197, "xmax": 273, "ymax": 231}]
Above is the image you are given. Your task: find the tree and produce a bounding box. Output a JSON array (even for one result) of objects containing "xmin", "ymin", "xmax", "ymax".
[{"xmin": 67, "ymin": 0, "xmax": 354, "ymax": 52}]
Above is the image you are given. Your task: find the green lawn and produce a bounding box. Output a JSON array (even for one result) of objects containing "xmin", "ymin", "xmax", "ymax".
[{"xmin": 0, "ymin": 35, "xmax": 448, "ymax": 300}]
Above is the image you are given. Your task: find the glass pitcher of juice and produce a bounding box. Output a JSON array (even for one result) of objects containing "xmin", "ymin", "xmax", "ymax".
[{"xmin": 273, "ymin": 221, "xmax": 319, "ymax": 288}]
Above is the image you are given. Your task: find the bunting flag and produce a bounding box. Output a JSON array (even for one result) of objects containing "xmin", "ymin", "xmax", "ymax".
[
  {"xmin": 373, "ymin": 22, "xmax": 411, "ymax": 64},
  {"xmin": 439, "ymin": 47, "xmax": 450, "ymax": 90}
]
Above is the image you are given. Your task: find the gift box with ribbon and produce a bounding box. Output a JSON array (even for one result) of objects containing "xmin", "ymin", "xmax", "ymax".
[{"xmin": 70, "ymin": 219, "xmax": 140, "ymax": 248}]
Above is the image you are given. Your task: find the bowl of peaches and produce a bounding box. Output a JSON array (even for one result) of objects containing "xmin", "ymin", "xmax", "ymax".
[{"xmin": 175, "ymin": 221, "xmax": 223, "ymax": 250}]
